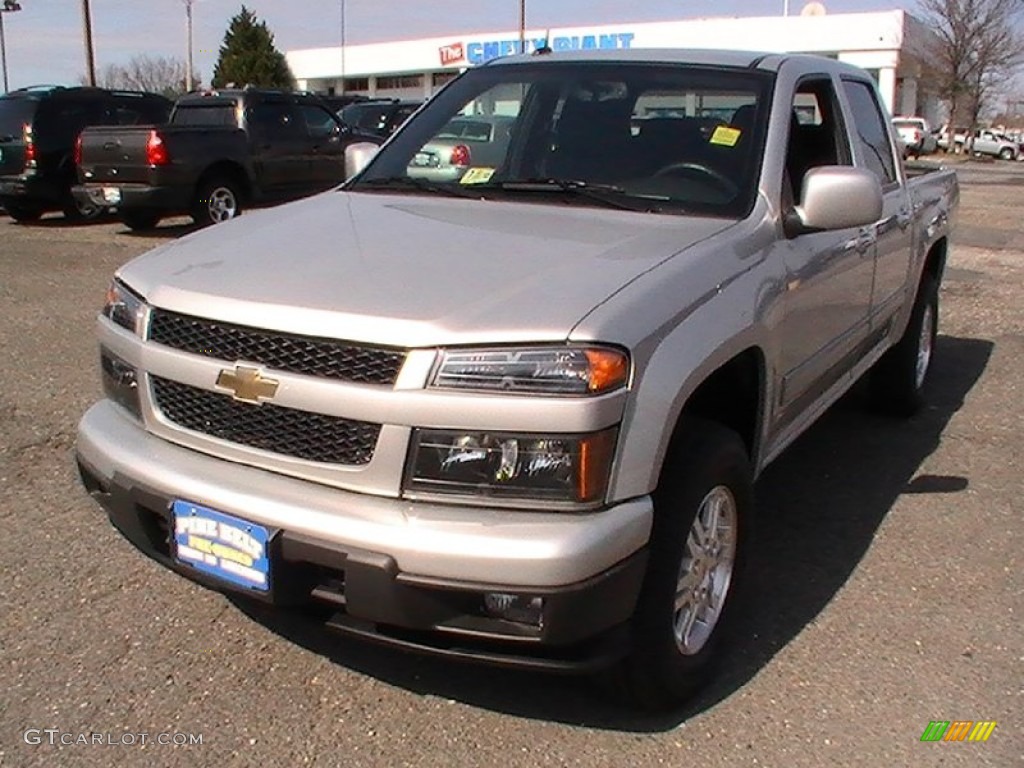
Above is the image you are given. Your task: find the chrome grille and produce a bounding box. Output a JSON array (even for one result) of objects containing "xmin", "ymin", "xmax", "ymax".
[
  {"xmin": 148, "ymin": 308, "xmax": 406, "ymax": 384},
  {"xmin": 151, "ymin": 376, "xmax": 380, "ymax": 465}
]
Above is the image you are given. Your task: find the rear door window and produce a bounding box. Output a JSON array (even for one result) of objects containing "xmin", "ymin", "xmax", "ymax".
[
  {"xmin": 298, "ymin": 104, "xmax": 341, "ymax": 140},
  {"xmin": 841, "ymin": 79, "xmax": 897, "ymax": 186},
  {"xmin": 249, "ymin": 102, "xmax": 305, "ymax": 141}
]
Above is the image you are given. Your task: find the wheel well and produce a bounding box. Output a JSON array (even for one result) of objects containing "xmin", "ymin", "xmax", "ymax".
[
  {"xmin": 923, "ymin": 238, "xmax": 947, "ymax": 284},
  {"xmin": 195, "ymin": 162, "xmax": 250, "ymax": 202},
  {"xmin": 675, "ymin": 347, "xmax": 765, "ymax": 460}
]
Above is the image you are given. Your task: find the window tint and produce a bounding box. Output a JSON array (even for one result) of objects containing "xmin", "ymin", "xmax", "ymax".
[
  {"xmin": 0, "ymin": 98, "xmax": 36, "ymax": 139},
  {"xmin": 298, "ymin": 104, "xmax": 340, "ymax": 140},
  {"xmin": 250, "ymin": 103, "xmax": 303, "ymax": 140},
  {"xmin": 340, "ymin": 103, "xmax": 391, "ymax": 132},
  {"xmin": 842, "ymin": 79, "xmax": 896, "ymax": 185},
  {"xmin": 171, "ymin": 104, "xmax": 238, "ymax": 127},
  {"xmin": 35, "ymin": 99, "xmax": 103, "ymax": 147}
]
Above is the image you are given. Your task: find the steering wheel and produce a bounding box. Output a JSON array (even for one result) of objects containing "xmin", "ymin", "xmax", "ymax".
[{"xmin": 653, "ymin": 162, "xmax": 738, "ymax": 197}]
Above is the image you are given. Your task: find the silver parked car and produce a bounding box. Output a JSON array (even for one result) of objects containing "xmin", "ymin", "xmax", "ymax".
[{"xmin": 407, "ymin": 115, "xmax": 516, "ymax": 182}]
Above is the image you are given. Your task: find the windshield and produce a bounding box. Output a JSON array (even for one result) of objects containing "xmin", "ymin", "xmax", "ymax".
[
  {"xmin": 0, "ymin": 98, "xmax": 37, "ymax": 140},
  {"xmin": 350, "ymin": 61, "xmax": 772, "ymax": 217}
]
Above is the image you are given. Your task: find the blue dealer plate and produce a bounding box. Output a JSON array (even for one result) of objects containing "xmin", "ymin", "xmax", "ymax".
[{"xmin": 172, "ymin": 501, "xmax": 271, "ymax": 592}]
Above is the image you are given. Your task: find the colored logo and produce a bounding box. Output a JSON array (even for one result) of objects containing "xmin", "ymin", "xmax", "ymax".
[
  {"xmin": 920, "ymin": 721, "xmax": 997, "ymax": 742},
  {"xmin": 439, "ymin": 42, "xmax": 465, "ymax": 66},
  {"xmin": 215, "ymin": 365, "xmax": 279, "ymax": 404}
]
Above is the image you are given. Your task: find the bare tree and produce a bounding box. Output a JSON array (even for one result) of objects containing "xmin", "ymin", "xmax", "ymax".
[
  {"xmin": 918, "ymin": 0, "xmax": 1024, "ymax": 131},
  {"xmin": 83, "ymin": 54, "xmax": 200, "ymax": 98}
]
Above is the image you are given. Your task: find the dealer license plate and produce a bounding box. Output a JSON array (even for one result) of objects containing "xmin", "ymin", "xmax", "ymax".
[{"xmin": 172, "ymin": 501, "xmax": 271, "ymax": 592}]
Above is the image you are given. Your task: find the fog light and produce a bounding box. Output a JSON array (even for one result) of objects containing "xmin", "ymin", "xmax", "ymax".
[
  {"xmin": 483, "ymin": 593, "xmax": 544, "ymax": 627},
  {"xmin": 100, "ymin": 347, "xmax": 141, "ymax": 419}
]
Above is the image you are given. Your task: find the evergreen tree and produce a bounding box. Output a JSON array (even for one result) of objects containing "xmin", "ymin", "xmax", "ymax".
[{"xmin": 211, "ymin": 6, "xmax": 295, "ymax": 89}]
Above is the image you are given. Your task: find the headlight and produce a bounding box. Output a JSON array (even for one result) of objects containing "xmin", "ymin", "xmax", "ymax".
[
  {"xmin": 404, "ymin": 427, "xmax": 617, "ymax": 506},
  {"xmin": 102, "ymin": 279, "xmax": 146, "ymax": 335},
  {"xmin": 430, "ymin": 346, "xmax": 629, "ymax": 395}
]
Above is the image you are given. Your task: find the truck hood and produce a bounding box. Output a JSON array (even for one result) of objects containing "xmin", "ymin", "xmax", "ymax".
[{"xmin": 120, "ymin": 191, "xmax": 736, "ymax": 347}]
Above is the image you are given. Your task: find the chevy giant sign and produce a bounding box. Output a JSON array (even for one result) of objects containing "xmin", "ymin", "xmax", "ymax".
[{"xmin": 444, "ymin": 32, "xmax": 636, "ymax": 66}]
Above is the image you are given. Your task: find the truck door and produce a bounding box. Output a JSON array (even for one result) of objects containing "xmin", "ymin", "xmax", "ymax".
[
  {"xmin": 840, "ymin": 79, "xmax": 913, "ymax": 329},
  {"xmin": 248, "ymin": 100, "xmax": 307, "ymax": 196},
  {"xmin": 775, "ymin": 76, "xmax": 875, "ymax": 418},
  {"xmin": 298, "ymin": 103, "xmax": 346, "ymax": 188}
]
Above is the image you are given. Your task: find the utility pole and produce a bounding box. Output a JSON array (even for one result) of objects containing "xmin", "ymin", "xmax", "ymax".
[
  {"xmin": 339, "ymin": 0, "xmax": 346, "ymax": 93},
  {"xmin": 518, "ymin": 0, "xmax": 525, "ymax": 53},
  {"xmin": 81, "ymin": 0, "xmax": 96, "ymax": 86},
  {"xmin": 1, "ymin": 0, "xmax": 23, "ymax": 94},
  {"xmin": 184, "ymin": 0, "xmax": 194, "ymax": 90}
]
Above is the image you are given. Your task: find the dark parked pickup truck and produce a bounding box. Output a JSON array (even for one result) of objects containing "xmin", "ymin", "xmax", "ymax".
[{"xmin": 73, "ymin": 88, "xmax": 377, "ymax": 229}]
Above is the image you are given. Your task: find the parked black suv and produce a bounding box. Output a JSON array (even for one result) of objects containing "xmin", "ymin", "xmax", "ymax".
[
  {"xmin": 338, "ymin": 98, "xmax": 421, "ymax": 140},
  {"xmin": 0, "ymin": 85, "xmax": 173, "ymax": 222}
]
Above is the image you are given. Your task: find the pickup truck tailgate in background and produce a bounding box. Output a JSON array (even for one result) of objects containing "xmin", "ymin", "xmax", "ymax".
[{"xmin": 78, "ymin": 126, "xmax": 157, "ymax": 185}]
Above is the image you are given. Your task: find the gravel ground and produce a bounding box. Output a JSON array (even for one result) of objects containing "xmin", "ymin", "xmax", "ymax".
[{"xmin": 0, "ymin": 165, "xmax": 1020, "ymax": 767}]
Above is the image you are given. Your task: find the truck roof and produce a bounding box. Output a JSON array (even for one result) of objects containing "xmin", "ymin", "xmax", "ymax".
[{"xmin": 483, "ymin": 48, "xmax": 874, "ymax": 78}]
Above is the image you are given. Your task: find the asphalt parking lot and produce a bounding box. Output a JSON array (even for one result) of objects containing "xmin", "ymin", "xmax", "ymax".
[{"xmin": 0, "ymin": 160, "xmax": 1020, "ymax": 767}]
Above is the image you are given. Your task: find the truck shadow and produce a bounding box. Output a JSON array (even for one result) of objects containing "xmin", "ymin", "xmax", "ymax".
[{"xmin": 230, "ymin": 334, "xmax": 993, "ymax": 731}]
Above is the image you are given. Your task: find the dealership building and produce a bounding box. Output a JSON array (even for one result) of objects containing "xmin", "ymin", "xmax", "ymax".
[{"xmin": 286, "ymin": 9, "xmax": 942, "ymax": 121}]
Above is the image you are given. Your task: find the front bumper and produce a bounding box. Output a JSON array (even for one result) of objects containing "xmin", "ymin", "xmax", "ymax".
[{"xmin": 76, "ymin": 401, "xmax": 652, "ymax": 670}]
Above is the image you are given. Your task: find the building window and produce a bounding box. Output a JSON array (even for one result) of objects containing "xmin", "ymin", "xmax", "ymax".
[
  {"xmin": 432, "ymin": 72, "xmax": 458, "ymax": 88},
  {"xmin": 377, "ymin": 75, "xmax": 423, "ymax": 90},
  {"xmin": 343, "ymin": 77, "xmax": 369, "ymax": 92}
]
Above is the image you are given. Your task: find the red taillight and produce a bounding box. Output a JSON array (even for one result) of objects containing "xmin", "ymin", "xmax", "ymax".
[
  {"xmin": 146, "ymin": 130, "xmax": 169, "ymax": 166},
  {"xmin": 23, "ymin": 123, "xmax": 36, "ymax": 170},
  {"xmin": 449, "ymin": 144, "xmax": 471, "ymax": 167},
  {"xmin": 74, "ymin": 134, "xmax": 83, "ymax": 166}
]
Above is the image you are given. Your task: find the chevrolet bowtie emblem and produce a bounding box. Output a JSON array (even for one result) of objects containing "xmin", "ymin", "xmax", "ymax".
[{"xmin": 215, "ymin": 365, "xmax": 279, "ymax": 404}]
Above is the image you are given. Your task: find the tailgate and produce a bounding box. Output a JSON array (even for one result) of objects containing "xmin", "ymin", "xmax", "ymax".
[{"xmin": 78, "ymin": 126, "xmax": 157, "ymax": 185}]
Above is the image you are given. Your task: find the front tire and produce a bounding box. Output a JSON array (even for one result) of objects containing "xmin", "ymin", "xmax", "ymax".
[
  {"xmin": 611, "ymin": 418, "xmax": 753, "ymax": 710},
  {"xmin": 192, "ymin": 176, "xmax": 242, "ymax": 226},
  {"xmin": 868, "ymin": 275, "xmax": 938, "ymax": 417}
]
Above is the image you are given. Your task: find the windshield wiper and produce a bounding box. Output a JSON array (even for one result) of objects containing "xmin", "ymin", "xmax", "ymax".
[
  {"xmin": 355, "ymin": 176, "xmax": 481, "ymax": 199},
  {"xmin": 477, "ymin": 178, "xmax": 666, "ymax": 212}
]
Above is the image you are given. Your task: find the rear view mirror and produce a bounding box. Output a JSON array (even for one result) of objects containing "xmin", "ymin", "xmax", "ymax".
[
  {"xmin": 345, "ymin": 142, "xmax": 380, "ymax": 179},
  {"xmin": 788, "ymin": 166, "xmax": 883, "ymax": 235}
]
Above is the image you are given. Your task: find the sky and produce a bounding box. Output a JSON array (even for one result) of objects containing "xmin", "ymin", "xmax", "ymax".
[{"xmin": 2, "ymin": 0, "xmax": 914, "ymax": 91}]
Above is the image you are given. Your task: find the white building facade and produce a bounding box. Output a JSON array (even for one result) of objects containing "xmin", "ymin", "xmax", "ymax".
[{"xmin": 286, "ymin": 10, "xmax": 941, "ymax": 122}]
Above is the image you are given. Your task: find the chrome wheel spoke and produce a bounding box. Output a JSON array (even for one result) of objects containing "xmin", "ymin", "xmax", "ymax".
[{"xmin": 673, "ymin": 485, "xmax": 738, "ymax": 656}]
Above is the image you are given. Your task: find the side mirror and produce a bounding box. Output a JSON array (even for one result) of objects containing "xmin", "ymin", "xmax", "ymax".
[
  {"xmin": 786, "ymin": 166, "xmax": 883, "ymax": 236},
  {"xmin": 345, "ymin": 142, "xmax": 380, "ymax": 179}
]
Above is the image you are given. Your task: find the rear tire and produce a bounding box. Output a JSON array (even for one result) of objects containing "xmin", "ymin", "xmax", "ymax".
[
  {"xmin": 868, "ymin": 275, "xmax": 939, "ymax": 417},
  {"xmin": 191, "ymin": 176, "xmax": 242, "ymax": 226},
  {"xmin": 609, "ymin": 418, "xmax": 753, "ymax": 710},
  {"xmin": 4, "ymin": 202, "xmax": 43, "ymax": 223},
  {"xmin": 1000, "ymin": 147, "xmax": 1014, "ymax": 161},
  {"xmin": 120, "ymin": 209, "xmax": 161, "ymax": 231},
  {"xmin": 62, "ymin": 193, "xmax": 103, "ymax": 221}
]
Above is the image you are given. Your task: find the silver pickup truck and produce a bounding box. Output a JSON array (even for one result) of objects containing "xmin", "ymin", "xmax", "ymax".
[{"xmin": 75, "ymin": 50, "xmax": 958, "ymax": 708}]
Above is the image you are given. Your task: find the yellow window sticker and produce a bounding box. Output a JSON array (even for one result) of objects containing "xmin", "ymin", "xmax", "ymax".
[
  {"xmin": 460, "ymin": 167, "xmax": 496, "ymax": 185},
  {"xmin": 710, "ymin": 126, "xmax": 742, "ymax": 147}
]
